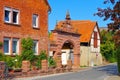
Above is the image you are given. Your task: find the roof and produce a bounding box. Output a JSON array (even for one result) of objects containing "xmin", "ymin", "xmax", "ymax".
[
  {"xmin": 56, "ymin": 20, "xmax": 98, "ymax": 42},
  {"xmin": 50, "ymin": 20, "xmax": 98, "ymax": 43},
  {"xmin": 44, "ymin": 0, "xmax": 51, "ymax": 12}
]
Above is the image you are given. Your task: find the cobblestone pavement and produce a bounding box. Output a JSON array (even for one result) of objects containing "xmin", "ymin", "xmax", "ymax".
[{"xmin": 13, "ymin": 63, "xmax": 119, "ymax": 80}]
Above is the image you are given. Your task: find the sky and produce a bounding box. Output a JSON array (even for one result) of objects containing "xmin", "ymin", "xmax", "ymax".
[{"xmin": 48, "ymin": 0, "xmax": 112, "ymax": 31}]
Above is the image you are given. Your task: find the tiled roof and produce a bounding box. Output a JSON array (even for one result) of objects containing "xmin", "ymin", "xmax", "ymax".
[{"xmin": 50, "ymin": 20, "xmax": 98, "ymax": 43}]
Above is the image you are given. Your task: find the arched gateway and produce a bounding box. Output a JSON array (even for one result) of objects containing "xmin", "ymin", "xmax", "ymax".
[{"xmin": 49, "ymin": 12, "xmax": 81, "ymax": 68}]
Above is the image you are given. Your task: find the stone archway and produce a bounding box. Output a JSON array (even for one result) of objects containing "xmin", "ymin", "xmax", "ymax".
[
  {"xmin": 50, "ymin": 30, "xmax": 81, "ymax": 68},
  {"xmin": 61, "ymin": 40, "xmax": 74, "ymax": 66}
]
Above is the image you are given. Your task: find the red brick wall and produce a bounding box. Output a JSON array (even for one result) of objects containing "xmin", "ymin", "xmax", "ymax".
[
  {"xmin": 50, "ymin": 31, "xmax": 80, "ymax": 68},
  {"xmin": 0, "ymin": 0, "xmax": 49, "ymax": 54}
]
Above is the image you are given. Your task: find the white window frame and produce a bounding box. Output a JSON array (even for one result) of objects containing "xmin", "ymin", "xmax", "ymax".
[
  {"xmin": 12, "ymin": 9, "xmax": 19, "ymax": 24},
  {"xmin": 12, "ymin": 39, "xmax": 19, "ymax": 55},
  {"xmin": 32, "ymin": 14, "xmax": 39, "ymax": 28},
  {"xmin": 4, "ymin": 38, "xmax": 10, "ymax": 55},
  {"xmin": 33, "ymin": 40, "xmax": 38, "ymax": 55},
  {"xmin": 4, "ymin": 7, "xmax": 12, "ymax": 23}
]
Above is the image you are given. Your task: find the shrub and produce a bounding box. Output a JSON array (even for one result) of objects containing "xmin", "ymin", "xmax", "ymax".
[
  {"xmin": 0, "ymin": 42, "xmax": 3, "ymax": 48},
  {"xmin": 116, "ymin": 46, "xmax": 120, "ymax": 74},
  {"xmin": 100, "ymin": 41, "xmax": 116, "ymax": 63},
  {"xmin": 39, "ymin": 50, "xmax": 47, "ymax": 60},
  {"xmin": 13, "ymin": 55, "xmax": 22, "ymax": 68},
  {"xmin": 48, "ymin": 57, "xmax": 56, "ymax": 68},
  {"xmin": 4, "ymin": 56, "xmax": 14, "ymax": 68},
  {"xmin": 21, "ymin": 37, "xmax": 35, "ymax": 63},
  {"xmin": 35, "ymin": 50, "xmax": 47, "ymax": 69},
  {"xmin": 36, "ymin": 60, "xmax": 41, "ymax": 69},
  {"xmin": 0, "ymin": 52, "xmax": 4, "ymax": 61}
]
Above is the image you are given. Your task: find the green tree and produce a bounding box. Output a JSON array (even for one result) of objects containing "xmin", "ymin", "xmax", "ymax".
[
  {"xmin": 21, "ymin": 37, "xmax": 35, "ymax": 63},
  {"xmin": 101, "ymin": 41, "xmax": 116, "ymax": 62},
  {"xmin": 95, "ymin": 0, "xmax": 120, "ymax": 74},
  {"xmin": 100, "ymin": 30, "xmax": 116, "ymax": 62}
]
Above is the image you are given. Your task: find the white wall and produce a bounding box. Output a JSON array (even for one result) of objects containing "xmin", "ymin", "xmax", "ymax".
[{"xmin": 90, "ymin": 26, "xmax": 100, "ymax": 53}]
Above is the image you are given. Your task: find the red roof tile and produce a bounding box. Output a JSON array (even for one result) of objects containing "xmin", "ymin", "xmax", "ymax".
[{"xmin": 50, "ymin": 20, "xmax": 98, "ymax": 43}]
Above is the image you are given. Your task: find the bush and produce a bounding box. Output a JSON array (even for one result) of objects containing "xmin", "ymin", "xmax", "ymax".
[
  {"xmin": 39, "ymin": 50, "xmax": 47, "ymax": 60},
  {"xmin": 35, "ymin": 50, "xmax": 47, "ymax": 69},
  {"xmin": 100, "ymin": 41, "xmax": 116, "ymax": 63},
  {"xmin": 13, "ymin": 55, "xmax": 22, "ymax": 68},
  {"xmin": 48, "ymin": 57, "xmax": 56, "ymax": 68},
  {"xmin": 36, "ymin": 60, "xmax": 41, "ymax": 69},
  {"xmin": 116, "ymin": 47, "xmax": 120, "ymax": 74},
  {"xmin": 0, "ymin": 52, "xmax": 4, "ymax": 61},
  {"xmin": 4, "ymin": 56, "xmax": 14, "ymax": 68},
  {"xmin": 21, "ymin": 37, "xmax": 35, "ymax": 63},
  {"xmin": 0, "ymin": 42, "xmax": 3, "ymax": 48}
]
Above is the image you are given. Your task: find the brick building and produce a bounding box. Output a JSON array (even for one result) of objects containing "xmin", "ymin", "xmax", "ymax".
[
  {"xmin": 0, "ymin": 0, "xmax": 51, "ymax": 55},
  {"xmin": 49, "ymin": 12, "xmax": 81, "ymax": 68}
]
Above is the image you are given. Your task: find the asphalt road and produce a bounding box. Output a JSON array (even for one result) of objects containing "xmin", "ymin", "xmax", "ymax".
[
  {"xmin": 36, "ymin": 63, "xmax": 118, "ymax": 80},
  {"xmin": 14, "ymin": 63, "xmax": 118, "ymax": 80}
]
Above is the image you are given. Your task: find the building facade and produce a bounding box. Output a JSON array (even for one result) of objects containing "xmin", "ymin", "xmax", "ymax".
[
  {"xmin": 49, "ymin": 12, "xmax": 102, "ymax": 67},
  {"xmin": 49, "ymin": 12, "xmax": 81, "ymax": 68},
  {"xmin": 0, "ymin": 0, "xmax": 51, "ymax": 55},
  {"xmin": 78, "ymin": 21, "xmax": 102, "ymax": 66}
]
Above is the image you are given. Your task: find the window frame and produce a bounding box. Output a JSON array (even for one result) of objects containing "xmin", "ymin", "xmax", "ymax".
[
  {"xmin": 4, "ymin": 38, "xmax": 10, "ymax": 55},
  {"xmin": 33, "ymin": 40, "xmax": 38, "ymax": 55},
  {"xmin": 32, "ymin": 14, "xmax": 39, "ymax": 28},
  {"xmin": 12, "ymin": 9, "xmax": 19, "ymax": 24},
  {"xmin": 12, "ymin": 38, "xmax": 19, "ymax": 55},
  {"xmin": 4, "ymin": 7, "xmax": 12, "ymax": 23}
]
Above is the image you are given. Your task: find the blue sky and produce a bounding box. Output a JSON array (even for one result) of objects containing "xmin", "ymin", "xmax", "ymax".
[{"xmin": 48, "ymin": 0, "xmax": 112, "ymax": 31}]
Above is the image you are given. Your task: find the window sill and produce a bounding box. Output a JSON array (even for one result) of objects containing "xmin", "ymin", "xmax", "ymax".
[
  {"xmin": 4, "ymin": 53, "xmax": 11, "ymax": 55},
  {"xmin": 4, "ymin": 22, "xmax": 21, "ymax": 27},
  {"xmin": 33, "ymin": 27, "xmax": 40, "ymax": 30}
]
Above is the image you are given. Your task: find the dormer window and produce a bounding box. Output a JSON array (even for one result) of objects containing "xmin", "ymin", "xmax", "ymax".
[{"xmin": 32, "ymin": 14, "xmax": 39, "ymax": 28}]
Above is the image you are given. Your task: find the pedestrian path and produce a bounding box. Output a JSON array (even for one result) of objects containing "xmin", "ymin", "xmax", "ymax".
[{"xmin": 105, "ymin": 76, "xmax": 120, "ymax": 80}]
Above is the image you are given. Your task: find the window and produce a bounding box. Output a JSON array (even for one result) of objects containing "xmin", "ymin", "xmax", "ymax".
[
  {"xmin": 13, "ymin": 10, "xmax": 19, "ymax": 24},
  {"xmin": 32, "ymin": 14, "xmax": 38, "ymax": 28},
  {"xmin": 4, "ymin": 7, "xmax": 11, "ymax": 23},
  {"xmin": 4, "ymin": 7, "xmax": 19, "ymax": 24},
  {"xmin": 4, "ymin": 38, "xmax": 10, "ymax": 55},
  {"xmin": 12, "ymin": 39, "xmax": 19, "ymax": 54},
  {"xmin": 33, "ymin": 40, "xmax": 38, "ymax": 55}
]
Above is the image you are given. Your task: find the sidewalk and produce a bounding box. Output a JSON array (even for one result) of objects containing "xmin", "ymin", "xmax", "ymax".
[{"xmin": 106, "ymin": 76, "xmax": 120, "ymax": 80}]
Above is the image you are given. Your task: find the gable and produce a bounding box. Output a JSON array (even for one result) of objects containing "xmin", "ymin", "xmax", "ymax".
[
  {"xmin": 91, "ymin": 25, "xmax": 100, "ymax": 40},
  {"xmin": 55, "ymin": 20, "xmax": 97, "ymax": 43}
]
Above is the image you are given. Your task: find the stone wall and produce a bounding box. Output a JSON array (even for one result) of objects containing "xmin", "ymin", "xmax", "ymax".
[{"xmin": 50, "ymin": 30, "xmax": 80, "ymax": 68}]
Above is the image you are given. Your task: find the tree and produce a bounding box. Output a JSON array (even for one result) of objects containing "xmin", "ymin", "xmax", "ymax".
[
  {"xmin": 95, "ymin": 0, "xmax": 120, "ymax": 31},
  {"xmin": 95, "ymin": 0, "xmax": 120, "ymax": 74},
  {"xmin": 100, "ymin": 30, "xmax": 116, "ymax": 62}
]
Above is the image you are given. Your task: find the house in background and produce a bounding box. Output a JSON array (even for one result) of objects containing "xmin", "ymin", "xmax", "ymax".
[
  {"xmin": 73, "ymin": 21, "xmax": 103, "ymax": 66},
  {"xmin": 49, "ymin": 12, "xmax": 102, "ymax": 67},
  {"xmin": 0, "ymin": 0, "xmax": 51, "ymax": 55}
]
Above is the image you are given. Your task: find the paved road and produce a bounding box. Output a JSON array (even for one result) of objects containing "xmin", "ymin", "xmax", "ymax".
[{"xmin": 14, "ymin": 63, "xmax": 118, "ymax": 80}]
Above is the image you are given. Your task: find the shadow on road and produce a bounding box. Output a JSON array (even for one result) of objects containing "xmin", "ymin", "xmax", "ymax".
[{"xmin": 93, "ymin": 64, "xmax": 118, "ymax": 76}]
